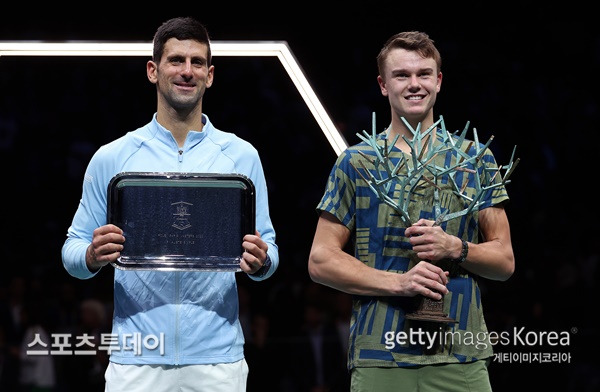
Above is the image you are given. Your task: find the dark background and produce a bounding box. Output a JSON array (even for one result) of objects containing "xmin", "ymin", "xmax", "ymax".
[{"xmin": 1, "ymin": 4, "xmax": 598, "ymax": 391}]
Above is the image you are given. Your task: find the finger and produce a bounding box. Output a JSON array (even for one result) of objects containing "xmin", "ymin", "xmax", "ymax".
[
  {"xmin": 433, "ymin": 270, "xmax": 449, "ymax": 285},
  {"xmin": 432, "ymin": 282, "xmax": 449, "ymax": 295},
  {"xmin": 105, "ymin": 223, "xmax": 124, "ymax": 234},
  {"xmin": 412, "ymin": 218, "xmax": 426, "ymax": 227},
  {"xmin": 240, "ymin": 251, "xmax": 262, "ymax": 273},
  {"xmin": 423, "ymin": 287, "xmax": 446, "ymax": 300},
  {"xmin": 406, "ymin": 225, "xmax": 426, "ymax": 238},
  {"xmin": 107, "ymin": 232, "xmax": 126, "ymax": 245},
  {"xmin": 94, "ymin": 224, "xmax": 123, "ymax": 236},
  {"xmin": 421, "ymin": 263, "xmax": 449, "ymax": 285},
  {"xmin": 242, "ymin": 241, "xmax": 260, "ymax": 257},
  {"xmin": 96, "ymin": 242, "xmax": 124, "ymax": 259},
  {"xmin": 239, "ymin": 257, "xmax": 252, "ymax": 274},
  {"xmin": 243, "ymin": 237, "xmax": 268, "ymax": 255},
  {"xmin": 243, "ymin": 230, "xmax": 263, "ymax": 242},
  {"xmin": 416, "ymin": 276, "xmax": 449, "ymax": 297}
]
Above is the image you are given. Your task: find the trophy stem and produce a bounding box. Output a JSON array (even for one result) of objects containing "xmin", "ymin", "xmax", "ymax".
[{"xmin": 405, "ymin": 293, "xmax": 457, "ymax": 323}]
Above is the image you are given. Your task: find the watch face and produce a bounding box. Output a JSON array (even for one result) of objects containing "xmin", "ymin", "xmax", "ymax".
[{"xmin": 107, "ymin": 172, "xmax": 255, "ymax": 272}]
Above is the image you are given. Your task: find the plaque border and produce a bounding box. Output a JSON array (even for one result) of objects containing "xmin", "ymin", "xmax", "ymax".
[{"xmin": 107, "ymin": 172, "xmax": 255, "ymax": 272}]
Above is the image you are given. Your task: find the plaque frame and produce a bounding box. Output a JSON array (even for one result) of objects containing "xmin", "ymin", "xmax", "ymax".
[{"xmin": 107, "ymin": 172, "xmax": 255, "ymax": 272}]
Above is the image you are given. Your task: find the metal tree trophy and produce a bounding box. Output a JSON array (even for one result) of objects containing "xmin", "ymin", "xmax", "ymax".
[{"xmin": 353, "ymin": 113, "xmax": 519, "ymax": 323}]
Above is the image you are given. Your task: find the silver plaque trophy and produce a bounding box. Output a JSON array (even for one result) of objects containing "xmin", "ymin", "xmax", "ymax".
[{"xmin": 107, "ymin": 172, "xmax": 255, "ymax": 272}]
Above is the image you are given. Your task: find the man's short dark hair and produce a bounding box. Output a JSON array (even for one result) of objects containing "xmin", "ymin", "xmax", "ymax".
[{"xmin": 152, "ymin": 17, "xmax": 211, "ymax": 65}]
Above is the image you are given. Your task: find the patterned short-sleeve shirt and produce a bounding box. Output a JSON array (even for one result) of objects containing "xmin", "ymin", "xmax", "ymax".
[{"xmin": 317, "ymin": 129, "xmax": 509, "ymax": 369}]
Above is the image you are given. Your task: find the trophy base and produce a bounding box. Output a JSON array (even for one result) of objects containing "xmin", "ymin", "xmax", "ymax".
[{"xmin": 405, "ymin": 296, "xmax": 457, "ymax": 323}]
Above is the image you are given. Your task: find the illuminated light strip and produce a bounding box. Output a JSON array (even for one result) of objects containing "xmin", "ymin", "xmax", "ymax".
[{"xmin": 0, "ymin": 41, "xmax": 348, "ymax": 156}]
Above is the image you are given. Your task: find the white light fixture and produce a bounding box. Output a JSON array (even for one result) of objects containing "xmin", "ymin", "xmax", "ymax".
[{"xmin": 0, "ymin": 41, "xmax": 348, "ymax": 156}]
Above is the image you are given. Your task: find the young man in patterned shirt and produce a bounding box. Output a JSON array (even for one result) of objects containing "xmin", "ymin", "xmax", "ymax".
[{"xmin": 308, "ymin": 31, "xmax": 515, "ymax": 391}]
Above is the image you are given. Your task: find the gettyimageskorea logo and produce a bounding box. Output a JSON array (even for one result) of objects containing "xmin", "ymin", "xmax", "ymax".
[
  {"xmin": 489, "ymin": 326, "xmax": 573, "ymax": 348},
  {"xmin": 384, "ymin": 326, "xmax": 574, "ymax": 351},
  {"xmin": 171, "ymin": 201, "xmax": 193, "ymax": 230}
]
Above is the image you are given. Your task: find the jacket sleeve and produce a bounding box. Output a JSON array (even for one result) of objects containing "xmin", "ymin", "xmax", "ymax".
[
  {"xmin": 244, "ymin": 149, "xmax": 279, "ymax": 281},
  {"xmin": 61, "ymin": 148, "xmax": 111, "ymax": 280}
]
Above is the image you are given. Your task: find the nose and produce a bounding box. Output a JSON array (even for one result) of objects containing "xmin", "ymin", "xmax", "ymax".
[
  {"xmin": 180, "ymin": 60, "xmax": 193, "ymax": 76},
  {"xmin": 408, "ymin": 75, "xmax": 421, "ymax": 89}
]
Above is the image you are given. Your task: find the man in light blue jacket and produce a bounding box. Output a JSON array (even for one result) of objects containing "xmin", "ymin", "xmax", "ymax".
[{"xmin": 62, "ymin": 16, "xmax": 278, "ymax": 392}]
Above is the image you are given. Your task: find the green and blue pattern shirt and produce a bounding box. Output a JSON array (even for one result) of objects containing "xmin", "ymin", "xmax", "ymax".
[{"xmin": 316, "ymin": 129, "xmax": 508, "ymax": 369}]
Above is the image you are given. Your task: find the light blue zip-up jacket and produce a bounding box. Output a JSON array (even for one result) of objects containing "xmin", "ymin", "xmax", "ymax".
[{"xmin": 62, "ymin": 113, "xmax": 278, "ymax": 365}]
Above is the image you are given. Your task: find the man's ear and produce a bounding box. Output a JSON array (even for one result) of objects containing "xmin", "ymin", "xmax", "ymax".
[
  {"xmin": 205, "ymin": 65, "xmax": 215, "ymax": 88},
  {"xmin": 377, "ymin": 75, "xmax": 388, "ymax": 97},
  {"xmin": 147, "ymin": 60, "xmax": 158, "ymax": 84}
]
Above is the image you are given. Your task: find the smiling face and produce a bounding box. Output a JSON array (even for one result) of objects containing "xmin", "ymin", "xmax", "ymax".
[
  {"xmin": 377, "ymin": 47, "xmax": 442, "ymax": 127},
  {"xmin": 147, "ymin": 37, "xmax": 214, "ymax": 115}
]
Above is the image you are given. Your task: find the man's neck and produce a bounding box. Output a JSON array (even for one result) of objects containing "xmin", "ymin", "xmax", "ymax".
[
  {"xmin": 156, "ymin": 106, "xmax": 204, "ymax": 147},
  {"xmin": 387, "ymin": 113, "xmax": 435, "ymax": 152}
]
